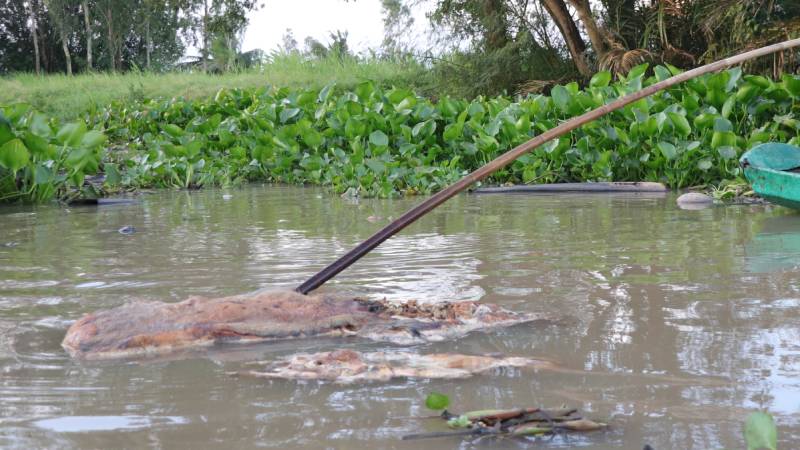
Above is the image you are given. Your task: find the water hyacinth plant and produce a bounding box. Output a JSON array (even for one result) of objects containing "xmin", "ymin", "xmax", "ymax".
[
  {"xmin": 0, "ymin": 104, "xmax": 106, "ymax": 203},
  {"xmin": 3, "ymin": 65, "xmax": 800, "ymax": 203}
]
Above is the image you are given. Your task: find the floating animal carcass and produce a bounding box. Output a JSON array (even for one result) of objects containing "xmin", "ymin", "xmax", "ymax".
[{"xmin": 63, "ymin": 290, "xmax": 551, "ymax": 360}]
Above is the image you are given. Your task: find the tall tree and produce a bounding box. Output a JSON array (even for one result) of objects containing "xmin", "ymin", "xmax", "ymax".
[
  {"xmin": 25, "ymin": 0, "xmax": 43, "ymax": 74},
  {"xmin": 191, "ymin": 0, "xmax": 258, "ymax": 71},
  {"xmin": 380, "ymin": 0, "xmax": 415, "ymax": 53},
  {"xmin": 565, "ymin": 0, "xmax": 606, "ymax": 58},
  {"xmin": 44, "ymin": 0, "xmax": 78, "ymax": 75},
  {"xmin": 540, "ymin": 0, "xmax": 590, "ymax": 76},
  {"xmin": 82, "ymin": 0, "xmax": 92, "ymax": 70},
  {"xmin": 94, "ymin": 0, "xmax": 131, "ymax": 71}
]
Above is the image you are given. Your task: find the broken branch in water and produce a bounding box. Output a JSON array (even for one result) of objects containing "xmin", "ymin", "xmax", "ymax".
[{"xmin": 401, "ymin": 406, "xmax": 606, "ymax": 441}]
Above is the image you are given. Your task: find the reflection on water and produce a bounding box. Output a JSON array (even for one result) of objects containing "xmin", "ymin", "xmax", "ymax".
[
  {"xmin": 1, "ymin": 185, "xmax": 799, "ymax": 449},
  {"xmin": 34, "ymin": 415, "xmax": 189, "ymax": 432},
  {"xmin": 745, "ymin": 213, "xmax": 800, "ymax": 273}
]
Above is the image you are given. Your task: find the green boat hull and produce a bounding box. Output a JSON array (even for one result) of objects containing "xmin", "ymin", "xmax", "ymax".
[{"xmin": 741, "ymin": 143, "xmax": 800, "ymax": 210}]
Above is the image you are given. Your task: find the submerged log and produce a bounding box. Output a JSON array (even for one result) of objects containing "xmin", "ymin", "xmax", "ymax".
[
  {"xmin": 473, "ymin": 182, "xmax": 668, "ymax": 194},
  {"xmin": 62, "ymin": 290, "xmax": 550, "ymax": 360},
  {"xmin": 237, "ymin": 350, "xmax": 558, "ymax": 383}
]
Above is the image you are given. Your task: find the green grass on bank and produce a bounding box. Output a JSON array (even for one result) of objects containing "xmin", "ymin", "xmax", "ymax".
[{"xmin": 0, "ymin": 54, "xmax": 426, "ymax": 120}]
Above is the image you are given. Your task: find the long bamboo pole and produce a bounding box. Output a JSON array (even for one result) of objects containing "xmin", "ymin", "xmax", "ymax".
[{"xmin": 296, "ymin": 38, "xmax": 800, "ymax": 295}]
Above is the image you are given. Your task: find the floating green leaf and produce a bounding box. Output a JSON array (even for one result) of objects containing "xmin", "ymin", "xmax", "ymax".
[
  {"xmin": 744, "ymin": 412, "xmax": 777, "ymax": 450},
  {"xmin": 425, "ymin": 392, "xmax": 450, "ymax": 410},
  {"xmin": 447, "ymin": 415, "xmax": 471, "ymax": 428}
]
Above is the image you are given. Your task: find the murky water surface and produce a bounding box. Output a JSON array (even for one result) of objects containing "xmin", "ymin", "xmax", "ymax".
[{"xmin": 1, "ymin": 185, "xmax": 799, "ymax": 449}]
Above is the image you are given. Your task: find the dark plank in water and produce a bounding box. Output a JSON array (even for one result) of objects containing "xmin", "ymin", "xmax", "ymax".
[
  {"xmin": 473, "ymin": 182, "xmax": 668, "ymax": 194},
  {"xmin": 67, "ymin": 198, "xmax": 139, "ymax": 206}
]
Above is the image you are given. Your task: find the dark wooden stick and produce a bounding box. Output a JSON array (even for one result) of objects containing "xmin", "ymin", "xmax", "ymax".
[{"xmin": 296, "ymin": 38, "xmax": 800, "ymax": 294}]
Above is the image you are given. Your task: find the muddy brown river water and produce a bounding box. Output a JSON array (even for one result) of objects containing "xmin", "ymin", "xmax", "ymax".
[{"xmin": 1, "ymin": 185, "xmax": 799, "ymax": 449}]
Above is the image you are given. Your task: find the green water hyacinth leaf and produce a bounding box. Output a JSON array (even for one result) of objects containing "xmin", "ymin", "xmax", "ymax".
[
  {"xmin": 737, "ymin": 84, "xmax": 760, "ymax": 103},
  {"xmin": 712, "ymin": 131, "xmax": 737, "ymax": 149},
  {"xmin": 365, "ymin": 158, "xmax": 385, "ymax": 174},
  {"xmin": 0, "ymin": 115, "xmax": 13, "ymax": 146},
  {"xmin": 718, "ymin": 146, "xmax": 737, "ymax": 160},
  {"xmin": 657, "ymin": 141, "xmax": 677, "ymax": 160},
  {"xmin": 56, "ymin": 122, "xmax": 87, "ymax": 147},
  {"xmin": 425, "ymin": 392, "xmax": 449, "ymax": 411},
  {"xmin": 697, "ymin": 159, "xmax": 712, "ymax": 171},
  {"xmin": 33, "ymin": 165, "xmax": 53, "ymax": 185},
  {"xmin": 722, "ymin": 96, "xmax": 736, "ymax": 119},
  {"xmin": 369, "ymin": 130, "xmax": 389, "ymax": 147},
  {"xmin": 744, "ymin": 411, "xmax": 776, "ymax": 450},
  {"xmin": 302, "ymin": 128, "xmax": 323, "ymax": 148},
  {"xmin": 22, "ymin": 132, "xmax": 53, "ymax": 159},
  {"xmin": 104, "ymin": 163, "xmax": 121, "ymax": 186},
  {"xmin": 162, "ymin": 124, "xmax": 184, "ymax": 138},
  {"xmin": 28, "ymin": 113, "xmax": 51, "ymax": 138},
  {"xmin": 279, "ymin": 108, "xmax": 301, "ymax": 123},
  {"xmin": 714, "ymin": 117, "xmax": 733, "ymax": 132},
  {"xmin": 81, "ymin": 131, "xmax": 106, "ymax": 148},
  {"xmin": 551, "ymin": 85, "xmax": 570, "ymax": 112},
  {"xmin": 628, "ymin": 63, "xmax": 649, "ymax": 80},
  {"xmin": 744, "ymin": 74, "xmax": 772, "ymax": 89},
  {"xmin": 590, "ymin": 71, "xmax": 611, "ymax": 88},
  {"xmin": 443, "ymin": 123, "xmax": 463, "ymax": 141},
  {"xmin": 782, "ymin": 74, "xmax": 800, "ymax": 97},
  {"xmin": 318, "ymin": 84, "xmax": 334, "ymax": 103},
  {"xmin": 0, "ymin": 138, "xmax": 30, "ymax": 172},
  {"xmin": 654, "ymin": 65, "xmax": 672, "ymax": 82},
  {"xmin": 667, "ymin": 112, "xmax": 691, "ymax": 137},
  {"xmin": 412, "ymin": 120, "xmax": 435, "ymax": 138}
]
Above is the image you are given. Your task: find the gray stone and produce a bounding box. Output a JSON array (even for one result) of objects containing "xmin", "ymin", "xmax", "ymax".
[{"xmin": 677, "ymin": 192, "xmax": 713, "ymax": 210}]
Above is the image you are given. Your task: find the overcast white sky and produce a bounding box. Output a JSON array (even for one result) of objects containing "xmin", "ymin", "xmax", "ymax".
[{"xmin": 240, "ymin": 0, "xmax": 431, "ymax": 54}]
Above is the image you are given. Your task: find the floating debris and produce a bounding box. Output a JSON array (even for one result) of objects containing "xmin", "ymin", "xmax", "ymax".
[
  {"xmin": 402, "ymin": 405, "xmax": 607, "ymax": 441},
  {"xmin": 237, "ymin": 350, "xmax": 558, "ymax": 383},
  {"xmin": 117, "ymin": 226, "xmax": 136, "ymax": 235}
]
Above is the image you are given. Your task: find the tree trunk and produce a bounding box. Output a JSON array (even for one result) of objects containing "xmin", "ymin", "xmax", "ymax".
[
  {"xmin": 566, "ymin": 0, "xmax": 607, "ymax": 57},
  {"xmin": 83, "ymin": 0, "xmax": 92, "ymax": 70},
  {"xmin": 540, "ymin": 0, "xmax": 591, "ymax": 76},
  {"xmin": 104, "ymin": 8, "xmax": 116, "ymax": 71},
  {"xmin": 61, "ymin": 29, "xmax": 73, "ymax": 75},
  {"xmin": 145, "ymin": 17, "xmax": 151, "ymax": 69},
  {"xmin": 202, "ymin": 0, "xmax": 209, "ymax": 72},
  {"xmin": 27, "ymin": 0, "xmax": 42, "ymax": 75}
]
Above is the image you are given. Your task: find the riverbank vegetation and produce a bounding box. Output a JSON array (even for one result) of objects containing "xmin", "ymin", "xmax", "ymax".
[
  {"xmin": 0, "ymin": 55, "xmax": 426, "ymax": 120},
  {"xmin": 2, "ymin": 66, "xmax": 799, "ymax": 203}
]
